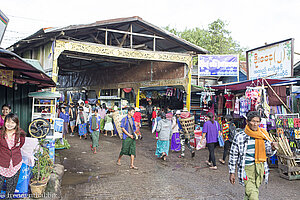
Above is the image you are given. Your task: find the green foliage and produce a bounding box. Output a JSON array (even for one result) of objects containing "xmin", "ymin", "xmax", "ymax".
[
  {"xmin": 55, "ymin": 138, "xmax": 70, "ymax": 149},
  {"xmin": 165, "ymin": 19, "xmax": 246, "ymax": 60},
  {"xmin": 31, "ymin": 140, "xmax": 54, "ymax": 182}
]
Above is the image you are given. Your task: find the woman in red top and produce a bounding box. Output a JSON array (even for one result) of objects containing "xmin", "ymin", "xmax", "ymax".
[
  {"xmin": 133, "ymin": 107, "xmax": 142, "ymax": 139},
  {"xmin": 0, "ymin": 113, "xmax": 26, "ymax": 200}
]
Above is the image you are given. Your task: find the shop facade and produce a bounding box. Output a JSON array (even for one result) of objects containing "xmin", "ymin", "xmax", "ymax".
[{"xmin": 0, "ymin": 49, "xmax": 55, "ymax": 131}]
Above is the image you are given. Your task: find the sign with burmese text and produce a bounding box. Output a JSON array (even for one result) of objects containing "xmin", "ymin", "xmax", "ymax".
[
  {"xmin": 198, "ymin": 55, "xmax": 239, "ymax": 76},
  {"xmin": 246, "ymin": 39, "xmax": 294, "ymax": 80}
]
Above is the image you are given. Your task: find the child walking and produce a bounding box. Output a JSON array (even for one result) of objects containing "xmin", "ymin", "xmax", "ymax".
[
  {"xmin": 219, "ymin": 115, "xmax": 236, "ymax": 164},
  {"xmin": 104, "ymin": 110, "xmax": 114, "ymax": 137}
]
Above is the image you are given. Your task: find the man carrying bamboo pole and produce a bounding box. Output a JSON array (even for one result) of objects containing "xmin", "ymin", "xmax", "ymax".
[{"xmin": 228, "ymin": 111, "xmax": 278, "ymax": 200}]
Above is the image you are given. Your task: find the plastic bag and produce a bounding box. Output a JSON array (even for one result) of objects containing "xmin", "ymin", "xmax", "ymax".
[
  {"xmin": 218, "ymin": 135, "xmax": 224, "ymax": 147},
  {"xmin": 196, "ymin": 136, "xmax": 206, "ymax": 150}
]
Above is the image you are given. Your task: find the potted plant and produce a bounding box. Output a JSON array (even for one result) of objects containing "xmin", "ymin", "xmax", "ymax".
[{"xmin": 30, "ymin": 140, "xmax": 54, "ymax": 198}]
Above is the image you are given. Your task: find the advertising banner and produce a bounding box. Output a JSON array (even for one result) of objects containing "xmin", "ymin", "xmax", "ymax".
[
  {"xmin": 0, "ymin": 10, "xmax": 9, "ymax": 45},
  {"xmin": 198, "ymin": 55, "xmax": 239, "ymax": 76},
  {"xmin": 246, "ymin": 39, "xmax": 294, "ymax": 80}
]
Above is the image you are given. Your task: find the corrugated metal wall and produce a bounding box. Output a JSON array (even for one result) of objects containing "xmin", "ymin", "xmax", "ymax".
[{"xmin": 0, "ymin": 84, "xmax": 37, "ymax": 133}]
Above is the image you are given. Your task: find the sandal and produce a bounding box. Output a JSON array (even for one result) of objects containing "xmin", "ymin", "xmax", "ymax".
[
  {"xmin": 205, "ymin": 160, "xmax": 212, "ymax": 167},
  {"xmin": 161, "ymin": 153, "xmax": 167, "ymax": 160},
  {"xmin": 209, "ymin": 166, "xmax": 217, "ymax": 170},
  {"xmin": 178, "ymin": 155, "xmax": 184, "ymax": 158},
  {"xmin": 116, "ymin": 162, "xmax": 121, "ymax": 166},
  {"xmin": 191, "ymin": 151, "xmax": 195, "ymax": 158},
  {"xmin": 130, "ymin": 166, "xmax": 138, "ymax": 170},
  {"xmin": 219, "ymin": 159, "xmax": 225, "ymax": 164}
]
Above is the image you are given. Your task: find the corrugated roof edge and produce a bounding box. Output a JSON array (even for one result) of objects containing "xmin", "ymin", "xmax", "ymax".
[
  {"xmin": 10, "ymin": 16, "xmax": 208, "ymax": 54},
  {"xmin": 0, "ymin": 48, "xmax": 56, "ymax": 87}
]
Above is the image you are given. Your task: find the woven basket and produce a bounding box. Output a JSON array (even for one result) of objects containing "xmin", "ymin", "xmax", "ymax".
[
  {"xmin": 112, "ymin": 112, "xmax": 125, "ymax": 139},
  {"xmin": 179, "ymin": 116, "xmax": 195, "ymax": 139}
]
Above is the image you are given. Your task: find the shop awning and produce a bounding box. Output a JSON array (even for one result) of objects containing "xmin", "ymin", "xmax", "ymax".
[
  {"xmin": 208, "ymin": 78, "xmax": 297, "ymax": 91},
  {"xmin": 0, "ymin": 48, "xmax": 56, "ymax": 88},
  {"xmin": 28, "ymin": 91, "xmax": 61, "ymax": 98}
]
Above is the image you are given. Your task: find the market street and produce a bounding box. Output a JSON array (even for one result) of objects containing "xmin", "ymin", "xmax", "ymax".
[{"xmin": 58, "ymin": 128, "xmax": 299, "ymax": 200}]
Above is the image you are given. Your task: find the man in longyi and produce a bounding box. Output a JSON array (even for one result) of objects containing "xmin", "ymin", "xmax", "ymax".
[{"xmin": 229, "ymin": 111, "xmax": 278, "ymax": 200}]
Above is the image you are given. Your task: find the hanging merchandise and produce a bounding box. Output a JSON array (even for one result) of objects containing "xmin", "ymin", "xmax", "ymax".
[
  {"xmin": 218, "ymin": 93, "xmax": 224, "ymax": 115},
  {"xmin": 275, "ymin": 114, "xmax": 300, "ymax": 153},
  {"xmin": 140, "ymin": 91, "xmax": 147, "ymax": 99},
  {"xmin": 245, "ymin": 86, "xmax": 263, "ymax": 111},
  {"xmin": 267, "ymin": 86, "xmax": 287, "ymax": 106},
  {"xmin": 166, "ymin": 88, "xmax": 173, "ymax": 96},
  {"xmin": 123, "ymin": 88, "xmax": 132, "ymax": 93},
  {"xmin": 233, "ymin": 97, "xmax": 240, "ymax": 115},
  {"xmin": 152, "ymin": 91, "xmax": 159, "ymax": 99},
  {"xmin": 224, "ymin": 92, "xmax": 234, "ymax": 109},
  {"xmin": 146, "ymin": 91, "xmax": 152, "ymax": 99},
  {"xmin": 239, "ymin": 97, "xmax": 250, "ymax": 117},
  {"xmin": 259, "ymin": 118, "xmax": 267, "ymax": 130}
]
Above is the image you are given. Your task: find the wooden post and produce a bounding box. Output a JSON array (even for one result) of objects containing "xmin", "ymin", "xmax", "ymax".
[
  {"xmin": 130, "ymin": 24, "xmax": 133, "ymax": 49},
  {"xmin": 105, "ymin": 28, "xmax": 108, "ymax": 45},
  {"xmin": 153, "ymin": 35, "xmax": 156, "ymax": 51}
]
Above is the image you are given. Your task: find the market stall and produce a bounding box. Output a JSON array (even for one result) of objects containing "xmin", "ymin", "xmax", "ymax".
[{"xmin": 209, "ymin": 78, "xmax": 300, "ymax": 179}]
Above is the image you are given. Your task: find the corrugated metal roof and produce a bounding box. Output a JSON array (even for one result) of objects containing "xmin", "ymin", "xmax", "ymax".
[
  {"xmin": 10, "ymin": 16, "xmax": 208, "ymax": 54},
  {"xmin": 0, "ymin": 48, "xmax": 56, "ymax": 88}
]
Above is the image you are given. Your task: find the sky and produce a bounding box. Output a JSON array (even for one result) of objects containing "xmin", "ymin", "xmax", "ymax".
[{"xmin": 1, "ymin": 0, "xmax": 300, "ymax": 61}]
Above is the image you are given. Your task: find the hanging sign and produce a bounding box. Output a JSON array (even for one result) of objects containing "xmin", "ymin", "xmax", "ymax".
[
  {"xmin": 0, "ymin": 69, "xmax": 13, "ymax": 88},
  {"xmin": 198, "ymin": 55, "xmax": 239, "ymax": 76},
  {"xmin": 246, "ymin": 38, "xmax": 294, "ymax": 80}
]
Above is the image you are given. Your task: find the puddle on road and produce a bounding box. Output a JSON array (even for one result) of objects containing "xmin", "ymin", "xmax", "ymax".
[
  {"xmin": 62, "ymin": 172, "xmax": 96, "ymax": 186},
  {"xmin": 61, "ymin": 171, "xmax": 117, "ymax": 186}
]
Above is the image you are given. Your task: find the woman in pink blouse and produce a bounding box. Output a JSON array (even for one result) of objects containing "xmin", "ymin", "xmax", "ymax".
[
  {"xmin": 0, "ymin": 113, "xmax": 26, "ymax": 200},
  {"xmin": 0, "ymin": 104, "xmax": 11, "ymax": 129}
]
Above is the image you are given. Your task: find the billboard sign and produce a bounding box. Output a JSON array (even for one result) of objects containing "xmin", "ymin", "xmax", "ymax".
[
  {"xmin": 198, "ymin": 55, "xmax": 239, "ymax": 76},
  {"xmin": 246, "ymin": 38, "xmax": 294, "ymax": 80},
  {"xmin": 0, "ymin": 10, "xmax": 9, "ymax": 45}
]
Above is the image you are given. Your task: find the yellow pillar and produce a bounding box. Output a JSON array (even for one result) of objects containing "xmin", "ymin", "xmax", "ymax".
[
  {"xmin": 135, "ymin": 88, "xmax": 140, "ymax": 108},
  {"xmin": 186, "ymin": 60, "xmax": 192, "ymax": 112},
  {"xmin": 50, "ymin": 58, "xmax": 58, "ymax": 114},
  {"xmin": 51, "ymin": 58, "xmax": 58, "ymax": 93}
]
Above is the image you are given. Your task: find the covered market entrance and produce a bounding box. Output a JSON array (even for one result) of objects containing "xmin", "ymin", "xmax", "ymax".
[{"xmin": 9, "ymin": 16, "xmax": 208, "ymax": 110}]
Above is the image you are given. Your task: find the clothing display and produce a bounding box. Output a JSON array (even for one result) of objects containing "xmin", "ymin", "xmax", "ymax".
[
  {"xmin": 239, "ymin": 97, "xmax": 250, "ymax": 117},
  {"xmin": 267, "ymin": 86, "xmax": 287, "ymax": 106},
  {"xmin": 218, "ymin": 94, "xmax": 224, "ymax": 115},
  {"xmin": 224, "ymin": 93, "xmax": 234, "ymax": 109},
  {"xmin": 233, "ymin": 97, "xmax": 240, "ymax": 115}
]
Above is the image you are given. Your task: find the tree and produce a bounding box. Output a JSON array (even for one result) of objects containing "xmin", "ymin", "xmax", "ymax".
[{"xmin": 165, "ymin": 19, "xmax": 246, "ymax": 60}]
